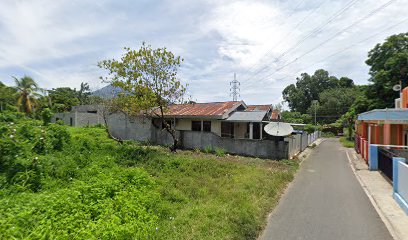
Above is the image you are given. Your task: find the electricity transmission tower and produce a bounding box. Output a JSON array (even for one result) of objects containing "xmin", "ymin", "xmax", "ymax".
[{"xmin": 230, "ymin": 73, "xmax": 240, "ymax": 101}]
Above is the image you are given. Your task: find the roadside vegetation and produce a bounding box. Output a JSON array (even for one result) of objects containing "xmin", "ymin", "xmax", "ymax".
[
  {"xmin": 0, "ymin": 111, "xmax": 298, "ymax": 239},
  {"xmin": 340, "ymin": 137, "xmax": 355, "ymax": 148}
]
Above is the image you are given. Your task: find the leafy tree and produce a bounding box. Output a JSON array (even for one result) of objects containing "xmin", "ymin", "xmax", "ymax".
[
  {"xmin": 0, "ymin": 81, "xmax": 18, "ymax": 111},
  {"xmin": 281, "ymin": 111, "xmax": 312, "ymax": 124},
  {"xmin": 282, "ymin": 69, "xmax": 349, "ymax": 113},
  {"xmin": 48, "ymin": 87, "xmax": 80, "ymax": 112},
  {"xmin": 365, "ymin": 32, "xmax": 408, "ymax": 108},
  {"xmin": 77, "ymin": 82, "xmax": 91, "ymax": 104},
  {"xmin": 13, "ymin": 76, "xmax": 42, "ymax": 114},
  {"xmin": 309, "ymin": 87, "xmax": 357, "ymax": 124},
  {"xmin": 98, "ymin": 43, "xmax": 187, "ymax": 151}
]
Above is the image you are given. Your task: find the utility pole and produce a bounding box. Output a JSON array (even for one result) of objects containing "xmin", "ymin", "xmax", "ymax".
[
  {"xmin": 230, "ymin": 73, "xmax": 240, "ymax": 101},
  {"xmin": 312, "ymin": 100, "xmax": 318, "ymax": 130}
]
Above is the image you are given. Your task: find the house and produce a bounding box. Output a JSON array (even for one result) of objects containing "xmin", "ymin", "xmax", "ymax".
[
  {"xmin": 355, "ymin": 87, "xmax": 408, "ymax": 215},
  {"xmin": 156, "ymin": 102, "xmax": 277, "ymax": 140}
]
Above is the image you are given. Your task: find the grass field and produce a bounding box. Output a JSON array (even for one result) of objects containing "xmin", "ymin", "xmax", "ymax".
[{"xmin": 0, "ymin": 113, "xmax": 298, "ymax": 239}]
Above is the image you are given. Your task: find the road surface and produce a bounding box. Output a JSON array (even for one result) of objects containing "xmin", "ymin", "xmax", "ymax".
[{"xmin": 259, "ymin": 138, "xmax": 392, "ymax": 240}]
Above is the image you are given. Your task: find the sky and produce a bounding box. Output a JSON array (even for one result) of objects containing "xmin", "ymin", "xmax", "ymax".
[{"xmin": 0, "ymin": 0, "xmax": 407, "ymax": 105}]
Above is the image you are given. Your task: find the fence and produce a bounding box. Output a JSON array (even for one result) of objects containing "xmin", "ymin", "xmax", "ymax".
[
  {"xmin": 378, "ymin": 147, "xmax": 396, "ymax": 181},
  {"xmin": 285, "ymin": 131, "xmax": 320, "ymax": 159}
]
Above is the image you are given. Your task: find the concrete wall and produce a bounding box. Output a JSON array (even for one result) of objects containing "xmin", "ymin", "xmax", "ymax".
[
  {"xmin": 107, "ymin": 113, "xmax": 152, "ymax": 142},
  {"xmin": 397, "ymin": 161, "xmax": 408, "ymax": 205},
  {"xmin": 393, "ymin": 159, "xmax": 408, "ymax": 215},
  {"xmin": 181, "ymin": 130, "xmax": 288, "ymax": 159},
  {"xmin": 285, "ymin": 131, "xmax": 320, "ymax": 159},
  {"xmin": 52, "ymin": 112, "xmax": 103, "ymax": 127}
]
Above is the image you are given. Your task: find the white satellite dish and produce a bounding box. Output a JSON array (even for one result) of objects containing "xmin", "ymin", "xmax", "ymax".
[
  {"xmin": 264, "ymin": 122, "xmax": 293, "ymax": 137},
  {"xmin": 393, "ymin": 84, "xmax": 401, "ymax": 92}
]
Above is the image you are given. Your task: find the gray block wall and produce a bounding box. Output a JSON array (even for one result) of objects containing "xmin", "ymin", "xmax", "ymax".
[{"xmin": 181, "ymin": 131, "xmax": 288, "ymax": 159}]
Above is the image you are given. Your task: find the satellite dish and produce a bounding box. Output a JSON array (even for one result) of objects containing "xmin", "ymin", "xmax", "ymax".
[
  {"xmin": 264, "ymin": 122, "xmax": 293, "ymax": 137},
  {"xmin": 393, "ymin": 84, "xmax": 401, "ymax": 91}
]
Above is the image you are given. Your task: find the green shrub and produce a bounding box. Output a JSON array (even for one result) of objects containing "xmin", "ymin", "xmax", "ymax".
[
  {"xmin": 340, "ymin": 137, "xmax": 354, "ymax": 148},
  {"xmin": 214, "ymin": 147, "xmax": 226, "ymax": 157},
  {"xmin": 203, "ymin": 146, "xmax": 212, "ymax": 153},
  {"xmin": 41, "ymin": 108, "xmax": 53, "ymax": 126},
  {"xmin": 322, "ymin": 132, "xmax": 335, "ymax": 138}
]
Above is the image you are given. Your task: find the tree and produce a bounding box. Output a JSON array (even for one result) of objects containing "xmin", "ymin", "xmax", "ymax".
[
  {"xmin": 309, "ymin": 87, "xmax": 357, "ymax": 124},
  {"xmin": 281, "ymin": 111, "xmax": 312, "ymax": 124},
  {"xmin": 77, "ymin": 82, "xmax": 91, "ymax": 104},
  {"xmin": 282, "ymin": 69, "xmax": 350, "ymax": 113},
  {"xmin": 48, "ymin": 87, "xmax": 80, "ymax": 112},
  {"xmin": 0, "ymin": 81, "xmax": 17, "ymax": 111},
  {"xmin": 98, "ymin": 43, "xmax": 187, "ymax": 151},
  {"xmin": 365, "ymin": 32, "xmax": 408, "ymax": 109},
  {"xmin": 13, "ymin": 76, "xmax": 42, "ymax": 114}
]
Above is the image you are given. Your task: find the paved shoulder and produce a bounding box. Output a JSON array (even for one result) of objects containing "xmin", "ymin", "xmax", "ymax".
[{"xmin": 259, "ymin": 138, "xmax": 392, "ymax": 240}]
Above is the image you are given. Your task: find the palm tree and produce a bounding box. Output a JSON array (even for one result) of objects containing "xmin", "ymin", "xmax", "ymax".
[{"xmin": 13, "ymin": 76, "xmax": 42, "ymax": 114}]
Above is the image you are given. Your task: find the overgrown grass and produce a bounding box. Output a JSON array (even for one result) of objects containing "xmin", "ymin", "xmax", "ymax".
[
  {"xmin": 0, "ymin": 112, "xmax": 298, "ymax": 239},
  {"xmin": 340, "ymin": 136, "xmax": 354, "ymax": 148}
]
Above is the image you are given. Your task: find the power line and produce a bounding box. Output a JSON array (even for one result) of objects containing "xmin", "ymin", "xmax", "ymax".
[
  {"xmin": 237, "ymin": 0, "xmax": 328, "ymax": 82},
  {"xmin": 240, "ymin": 0, "xmax": 359, "ymax": 85},
  {"xmin": 242, "ymin": 14, "xmax": 407, "ymax": 91},
  {"xmin": 252, "ymin": 0, "xmax": 396, "ymax": 84}
]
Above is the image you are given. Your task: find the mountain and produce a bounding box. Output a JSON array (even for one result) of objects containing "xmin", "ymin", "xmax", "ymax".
[{"xmin": 92, "ymin": 84, "xmax": 122, "ymax": 98}]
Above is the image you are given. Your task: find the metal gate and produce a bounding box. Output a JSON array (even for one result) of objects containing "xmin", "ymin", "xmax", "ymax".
[{"xmin": 378, "ymin": 147, "xmax": 395, "ymax": 181}]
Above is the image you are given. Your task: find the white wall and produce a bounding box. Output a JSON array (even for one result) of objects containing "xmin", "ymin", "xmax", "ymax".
[{"xmin": 398, "ymin": 161, "xmax": 408, "ymax": 204}]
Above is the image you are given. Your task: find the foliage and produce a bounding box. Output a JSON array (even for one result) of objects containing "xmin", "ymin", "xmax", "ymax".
[
  {"xmin": 281, "ymin": 111, "xmax": 312, "ymax": 124},
  {"xmin": 340, "ymin": 137, "xmax": 354, "ymax": 148},
  {"xmin": 41, "ymin": 108, "xmax": 53, "ymax": 126},
  {"xmin": 0, "ymin": 81, "xmax": 18, "ymax": 111},
  {"xmin": 282, "ymin": 69, "xmax": 353, "ymax": 113},
  {"xmin": 365, "ymin": 32, "xmax": 408, "ymax": 109},
  {"xmin": 13, "ymin": 75, "xmax": 42, "ymax": 114},
  {"xmin": 304, "ymin": 124, "xmax": 321, "ymax": 134},
  {"xmin": 0, "ymin": 114, "xmax": 297, "ymax": 239},
  {"xmin": 322, "ymin": 132, "xmax": 335, "ymax": 138},
  {"xmin": 214, "ymin": 147, "xmax": 226, "ymax": 157},
  {"xmin": 203, "ymin": 145, "xmax": 212, "ymax": 153},
  {"xmin": 310, "ymin": 87, "xmax": 358, "ymax": 124},
  {"xmin": 48, "ymin": 87, "xmax": 80, "ymax": 112},
  {"xmin": 98, "ymin": 42, "xmax": 187, "ymax": 151}
]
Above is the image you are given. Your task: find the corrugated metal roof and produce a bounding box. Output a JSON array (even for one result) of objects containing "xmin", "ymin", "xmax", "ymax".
[
  {"xmin": 225, "ymin": 111, "xmax": 267, "ymax": 122},
  {"xmin": 245, "ymin": 105, "xmax": 272, "ymax": 111},
  {"xmin": 358, "ymin": 108, "xmax": 408, "ymax": 123},
  {"xmin": 163, "ymin": 101, "xmax": 243, "ymax": 118}
]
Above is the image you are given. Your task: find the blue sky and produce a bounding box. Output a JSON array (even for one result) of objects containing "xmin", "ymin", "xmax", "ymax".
[{"xmin": 0, "ymin": 0, "xmax": 407, "ymax": 105}]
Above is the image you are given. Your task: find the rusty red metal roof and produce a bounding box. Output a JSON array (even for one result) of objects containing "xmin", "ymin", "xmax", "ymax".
[
  {"xmin": 163, "ymin": 101, "xmax": 242, "ymax": 117},
  {"xmin": 246, "ymin": 105, "xmax": 272, "ymax": 112},
  {"xmin": 271, "ymin": 109, "xmax": 280, "ymax": 120}
]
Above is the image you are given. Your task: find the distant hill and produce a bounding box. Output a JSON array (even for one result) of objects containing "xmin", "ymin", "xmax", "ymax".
[{"xmin": 92, "ymin": 84, "xmax": 122, "ymax": 98}]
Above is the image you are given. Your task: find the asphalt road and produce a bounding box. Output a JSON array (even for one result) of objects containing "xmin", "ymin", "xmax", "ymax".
[{"xmin": 259, "ymin": 138, "xmax": 392, "ymax": 240}]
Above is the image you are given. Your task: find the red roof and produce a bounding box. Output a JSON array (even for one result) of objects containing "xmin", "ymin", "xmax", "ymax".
[
  {"xmin": 271, "ymin": 109, "xmax": 280, "ymax": 120},
  {"xmin": 246, "ymin": 105, "xmax": 272, "ymax": 112},
  {"xmin": 164, "ymin": 101, "xmax": 242, "ymax": 117}
]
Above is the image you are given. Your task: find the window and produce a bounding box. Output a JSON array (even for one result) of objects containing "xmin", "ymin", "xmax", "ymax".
[
  {"xmin": 162, "ymin": 120, "xmax": 173, "ymax": 129},
  {"xmin": 192, "ymin": 121, "xmax": 201, "ymax": 131},
  {"xmin": 70, "ymin": 117, "xmax": 73, "ymax": 126},
  {"xmin": 203, "ymin": 121, "xmax": 211, "ymax": 132},
  {"xmin": 221, "ymin": 122, "xmax": 234, "ymax": 138}
]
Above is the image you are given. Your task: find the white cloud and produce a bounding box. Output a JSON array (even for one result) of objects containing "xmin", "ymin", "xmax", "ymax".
[{"xmin": 0, "ymin": 0, "xmax": 407, "ymax": 105}]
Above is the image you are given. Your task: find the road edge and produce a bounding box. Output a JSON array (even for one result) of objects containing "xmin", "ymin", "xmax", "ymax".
[{"xmin": 345, "ymin": 150, "xmax": 400, "ymax": 240}]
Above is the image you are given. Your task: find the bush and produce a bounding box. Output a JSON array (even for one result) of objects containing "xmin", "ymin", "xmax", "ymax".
[
  {"xmin": 322, "ymin": 132, "xmax": 335, "ymax": 138},
  {"xmin": 41, "ymin": 108, "xmax": 53, "ymax": 126},
  {"xmin": 214, "ymin": 147, "xmax": 226, "ymax": 157},
  {"xmin": 340, "ymin": 137, "xmax": 354, "ymax": 148},
  {"xmin": 203, "ymin": 145, "xmax": 212, "ymax": 153}
]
